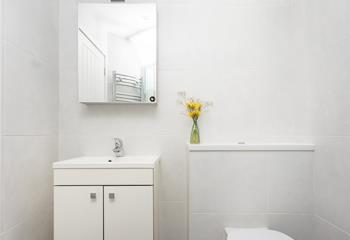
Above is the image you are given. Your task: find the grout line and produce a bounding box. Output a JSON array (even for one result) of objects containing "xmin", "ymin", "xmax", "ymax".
[
  {"xmin": 315, "ymin": 215, "xmax": 350, "ymax": 237},
  {"xmin": 2, "ymin": 134, "xmax": 57, "ymax": 137},
  {"xmin": 190, "ymin": 212, "xmax": 313, "ymax": 216},
  {"xmin": 156, "ymin": 0, "xmax": 292, "ymax": 7},
  {"xmin": 312, "ymin": 151, "xmax": 316, "ymax": 216},
  {"xmin": 0, "ymin": 219, "xmax": 25, "ymax": 237},
  {"xmin": 57, "ymin": 0, "xmax": 62, "ymax": 164},
  {"xmin": 159, "ymin": 200, "xmax": 186, "ymax": 204},
  {"xmin": 102, "ymin": 187, "xmax": 105, "ymax": 240},
  {"xmin": 2, "ymin": 40, "xmax": 54, "ymax": 66},
  {"xmin": 0, "ymin": 0, "xmax": 4, "ymax": 233},
  {"xmin": 266, "ymin": 158, "xmax": 270, "ymax": 214}
]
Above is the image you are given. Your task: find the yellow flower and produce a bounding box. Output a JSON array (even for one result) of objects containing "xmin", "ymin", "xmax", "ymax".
[
  {"xmin": 188, "ymin": 110, "xmax": 201, "ymax": 119},
  {"xmin": 178, "ymin": 94, "xmax": 211, "ymax": 121},
  {"xmin": 186, "ymin": 101, "xmax": 196, "ymax": 110},
  {"xmin": 186, "ymin": 101, "xmax": 203, "ymax": 111},
  {"xmin": 194, "ymin": 102, "xmax": 203, "ymax": 111}
]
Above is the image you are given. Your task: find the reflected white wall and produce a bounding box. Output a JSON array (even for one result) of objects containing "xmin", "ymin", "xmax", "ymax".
[
  {"xmin": 108, "ymin": 33, "xmax": 141, "ymax": 77},
  {"xmin": 130, "ymin": 27, "xmax": 157, "ymax": 67}
]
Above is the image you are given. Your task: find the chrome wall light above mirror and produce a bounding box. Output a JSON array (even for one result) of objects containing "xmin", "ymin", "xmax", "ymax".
[{"xmin": 78, "ymin": 2, "xmax": 157, "ymax": 104}]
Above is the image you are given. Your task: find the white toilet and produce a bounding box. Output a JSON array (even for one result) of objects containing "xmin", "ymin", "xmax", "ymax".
[{"xmin": 225, "ymin": 228, "xmax": 294, "ymax": 240}]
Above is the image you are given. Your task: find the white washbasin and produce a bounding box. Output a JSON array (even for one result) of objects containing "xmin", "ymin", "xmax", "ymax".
[{"xmin": 53, "ymin": 156, "xmax": 159, "ymax": 169}]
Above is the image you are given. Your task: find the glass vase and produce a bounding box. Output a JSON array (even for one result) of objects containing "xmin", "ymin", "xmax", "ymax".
[{"xmin": 190, "ymin": 120, "xmax": 200, "ymax": 144}]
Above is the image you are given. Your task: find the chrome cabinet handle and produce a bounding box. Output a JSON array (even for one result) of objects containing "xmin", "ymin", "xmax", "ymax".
[
  {"xmin": 90, "ymin": 193, "xmax": 97, "ymax": 200},
  {"xmin": 109, "ymin": 193, "xmax": 115, "ymax": 200}
]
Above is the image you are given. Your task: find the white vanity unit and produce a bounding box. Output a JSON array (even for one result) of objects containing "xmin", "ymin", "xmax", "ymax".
[{"xmin": 53, "ymin": 156, "xmax": 159, "ymax": 240}]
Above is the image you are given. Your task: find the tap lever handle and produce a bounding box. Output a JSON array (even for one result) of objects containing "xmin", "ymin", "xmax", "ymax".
[
  {"xmin": 113, "ymin": 138, "xmax": 124, "ymax": 157},
  {"xmin": 114, "ymin": 138, "xmax": 123, "ymax": 147}
]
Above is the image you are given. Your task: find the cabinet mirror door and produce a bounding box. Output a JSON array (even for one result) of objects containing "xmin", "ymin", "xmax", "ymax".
[{"xmin": 78, "ymin": 3, "xmax": 157, "ymax": 104}]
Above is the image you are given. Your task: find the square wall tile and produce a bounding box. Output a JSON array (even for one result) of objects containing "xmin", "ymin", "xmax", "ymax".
[
  {"xmin": 0, "ymin": 133, "xmax": 2, "ymax": 233},
  {"xmin": 2, "ymin": 136, "xmax": 57, "ymax": 231},
  {"xmin": 3, "ymin": 0, "xmax": 58, "ymax": 62},
  {"xmin": 314, "ymin": 137, "xmax": 350, "ymax": 233},
  {"xmin": 268, "ymin": 214, "xmax": 312, "ymax": 240},
  {"xmin": 2, "ymin": 43, "xmax": 58, "ymax": 136},
  {"xmin": 159, "ymin": 155, "xmax": 187, "ymax": 202},
  {"xmin": 159, "ymin": 202, "xmax": 187, "ymax": 240},
  {"xmin": 312, "ymin": 216, "xmax": 350, "ymax": 240},
  {"xmin": 2, "ymin": 208, "xmax": 53, "ymax": 240},
  {"xmin": 189, "ymin": 151, "xmax": 267, "ymax": 213},
  {"xmin": 267, "ymin": 152, "xmax": 313, "ymax": 213},
  {"xmin": 59, "ymin": 0, "xmax": 78, "ymax": 71}
]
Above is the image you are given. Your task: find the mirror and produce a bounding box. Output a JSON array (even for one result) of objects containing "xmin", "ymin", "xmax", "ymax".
[{"xmin": 78, "ymin": 3, "xmax": 157, "ymax": 104}]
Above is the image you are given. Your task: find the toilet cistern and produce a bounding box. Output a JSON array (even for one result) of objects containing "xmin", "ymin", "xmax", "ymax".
[{"xmin": 112, "ymin": 138, "xmax": 124, "ymax": 157}]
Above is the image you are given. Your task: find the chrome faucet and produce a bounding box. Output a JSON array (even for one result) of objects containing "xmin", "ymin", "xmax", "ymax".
[{"xmin": 112, "ymin": 138, "xmax": 124, "ymax": 157}]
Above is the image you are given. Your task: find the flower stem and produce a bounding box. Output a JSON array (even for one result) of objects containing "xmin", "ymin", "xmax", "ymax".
[{"xmin": 190, "ymin": 120, "xmax": 200, "ymax": 144}]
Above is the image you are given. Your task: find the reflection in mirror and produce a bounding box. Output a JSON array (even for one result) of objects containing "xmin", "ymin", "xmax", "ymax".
[{"xmin": 78, "ymin": 3, "xmax": 157, "ymax": 104}]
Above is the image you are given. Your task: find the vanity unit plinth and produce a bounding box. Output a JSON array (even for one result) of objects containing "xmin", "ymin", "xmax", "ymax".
[{"xmin": 53, "ymin": 156, "xmax": 159, "ymax": 240}]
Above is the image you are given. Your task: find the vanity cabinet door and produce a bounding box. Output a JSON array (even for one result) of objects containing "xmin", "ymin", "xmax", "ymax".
[
  {"xmin": 104, "ymin": 186, "xmax": 153, "ymax": 240},
  {"xmin": 54, "ymin": 186, "xmax": 103, "ymax": 240}
]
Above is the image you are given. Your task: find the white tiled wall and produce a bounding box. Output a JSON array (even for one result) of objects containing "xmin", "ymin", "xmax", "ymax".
[
  {"xmin": 59, "ymin": 0, "xmax": 314, "ymax": 239},
  {"xmin": 305, "ymin": 0, "xmax": 350, "ymax": 238},
  {"xmin": 312, "ymin": 138, "xmax": 350, "ymax": 240},
  {"xmin": 0, "ymin": 0, "xmax": 59, "ymax": 239},
  {"xmin": 189, "ymin": 151, "xmax": 313, "ymax": 240},
  {"xmin": 0, "ymin": 0, "xmax": 3, "ymax": 237},
  {"xmin": 0, "ymin": 0, "xmax": 348, "ymax": 239}
]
